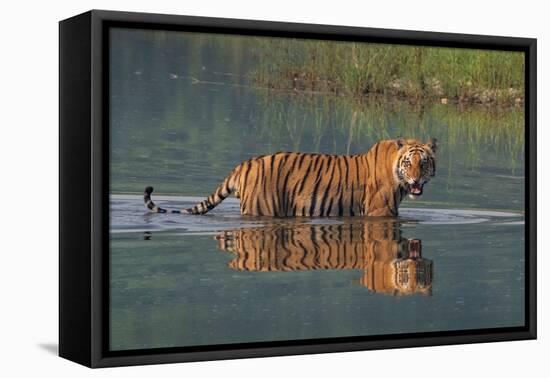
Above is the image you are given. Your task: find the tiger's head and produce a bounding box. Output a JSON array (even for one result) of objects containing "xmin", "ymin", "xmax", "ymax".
[{"xmin": 394, "ymin": 138, "xmax": 437, "ymax": 200}]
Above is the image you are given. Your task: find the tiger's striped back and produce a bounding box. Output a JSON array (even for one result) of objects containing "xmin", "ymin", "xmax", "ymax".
[{"xmin": 235, "ymin": 152, "xmax": 373, "ymax": 216}]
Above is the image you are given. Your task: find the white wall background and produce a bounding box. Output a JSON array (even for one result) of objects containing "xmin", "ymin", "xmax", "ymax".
[{"xmin": 0, "ymin": 0, "xmax": 546, "ymax": 376}]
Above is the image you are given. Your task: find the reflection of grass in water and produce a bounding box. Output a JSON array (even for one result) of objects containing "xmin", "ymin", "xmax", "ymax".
[
  {"xmin": 253, "ymin": 93, "xmax": 524, "ymax": 171},
  {"xmin": 252, "ymin": 39, "xmax": 524, "ymax": 105}
]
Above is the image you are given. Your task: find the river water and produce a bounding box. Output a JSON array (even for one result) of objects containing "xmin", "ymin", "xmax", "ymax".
[{"xmin": 108, "ymin": 28, "xmax": 525, "ymax": 351}]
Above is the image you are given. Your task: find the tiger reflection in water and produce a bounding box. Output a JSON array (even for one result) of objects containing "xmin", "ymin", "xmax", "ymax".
[{"xmin": 215, "ymin": 221, "xmax": 432, "ymax": 296}]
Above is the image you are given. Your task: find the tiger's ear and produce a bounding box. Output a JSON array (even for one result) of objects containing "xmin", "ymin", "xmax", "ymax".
[
  {"xmin": 395, "ymin": 138, "xmax": 406, "ymax": 150},
  {"xmin": 426, "ymin": 138, "xmax": 437, "ymax": 152}
]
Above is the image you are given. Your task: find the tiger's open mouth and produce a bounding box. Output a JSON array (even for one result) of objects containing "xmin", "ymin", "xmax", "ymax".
[
  {"xmin": 408, "ymin": 239, "xmax": 422, "ymax": 259},
  {"xmin": 407, "ymin": 182, "xmax": 423, "ymax": 196}
]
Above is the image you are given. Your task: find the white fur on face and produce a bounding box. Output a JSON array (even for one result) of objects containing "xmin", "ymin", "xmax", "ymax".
[{"xmin": 408, "ymin": 193, "xmax": 421, "ymax": 200}]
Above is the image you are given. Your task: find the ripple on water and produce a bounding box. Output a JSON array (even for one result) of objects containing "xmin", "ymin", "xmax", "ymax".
[{"xmin": 110, "ymin": 194, "xmax": 524, "ymax": 234}]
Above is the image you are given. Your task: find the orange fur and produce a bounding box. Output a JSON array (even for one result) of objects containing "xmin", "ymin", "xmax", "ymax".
[
  {"xmin": 216, "ymin": 222, "xmax": 432, "ymax": 295},
  {"xmin": 145, "ymin": 138, "xmax": 437, "ymax": 217}
]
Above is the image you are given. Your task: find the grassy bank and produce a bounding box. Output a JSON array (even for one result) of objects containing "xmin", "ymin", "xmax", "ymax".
[{"xmin": 252, "ymin": 39, "xmax": 525, "ymax": 106}]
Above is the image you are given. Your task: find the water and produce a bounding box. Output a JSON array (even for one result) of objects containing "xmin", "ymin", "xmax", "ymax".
[{"xmin": 109, "ymin": 29, "xmax": 525, "ymax": 351}]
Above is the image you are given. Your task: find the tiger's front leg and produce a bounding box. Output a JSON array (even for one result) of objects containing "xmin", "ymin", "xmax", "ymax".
[{"xmin": 365, "ymin": 189, "xmax": 401, "ymax": 217}]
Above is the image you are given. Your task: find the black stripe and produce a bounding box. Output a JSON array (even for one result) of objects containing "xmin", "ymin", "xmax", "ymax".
[
  {"xmin": 335, "ymin": 225, "xmax": 343, "ymax": 268},
  {"xmin": 272, "ymin": 154, "xmax": 288, "ymax": 215},
  {"xmin": 309, "ymin": 157, "xmax": 327, "ymax": 216},
  {"xmin": 240, "ymin": 160, "xmax": 253, "ymax": 206},
  {"xmin": 274, "ymin": 153, "xmax": 287, "ymax": 186},
  {"xmin": 295, "ymin": 239, "xmax": 308, "ymax": 270},
  {"xmin": 334, "ymin": 158, "xmax": 343, "ymax": 216},
  {"xmin": 296, "ymin": 153, "xmax": 307, "ymax": 170},
  {"xmin": 326, "ymin": 197, "xmax": 334, "ymax": 217},
  {"xmin": 251, "ymin": 159, "xmax": 263, "ymax": 214},
  {"xmin": 264, "ymin": 155, "xmax": 274, "ymax": 213},
  {"xmin": 372, "ymin": 144, "xmax": 379, "ymax": 181},
  {"xmin": 270, "ymin": 154, "xmax": 275, "ymax": 177},
  {"xmin": 260, "ymin": 158, "xmax": 267, "ymax": 205},
  {"xmin": 281, "ymin": 231, "xmax": 293, "ymax": 267},
  {"xmin": 343, "ymin": 156, "xmax": 349, "ymax": 189},
  {"xmin": 318, "ymin": 157, "xmax": 336, "ymax": 216},
  {"xmin": 296, "ymin": 154, "xmax": 318, "ymax": 195},
  {"xmin": 264, "ymin": 156, "xmax": 275, "ymax": 215},
  {"xmin": 319, "ymin": 226, "xmax": 332, "ymax": 267},
  {"xmin": 280, "ymin": 154, "xmax": 297, "ymax": 215},
  {"xmin": 312, "ymin": 227, "xmax": 323, "ymax": 267},
  {"xmin": 310, "ymin": 227, "xmax": 319, "ymax": 269},
  {"xmin": 296, "ymin": 239, "xmax": 309, "ymax": 269},
  {"xmin": 217, "ymin": 189, "xmax": 227, "ymax": 200},
  {"xmin": 338, "ymin": 193, "xmax": 344, "ymax": 216}
]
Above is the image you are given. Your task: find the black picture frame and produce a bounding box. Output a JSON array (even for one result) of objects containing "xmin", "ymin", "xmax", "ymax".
[{"xmin": 59, "ymin": 9, "xmax": 537, "ymax": 368}]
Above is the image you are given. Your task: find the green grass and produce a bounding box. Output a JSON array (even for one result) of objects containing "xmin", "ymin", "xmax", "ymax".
[
  {"xmin": 252, "ymin": 93, "xmax": 524, "ymax": 172},
  {"xmin": 251, "ymin": 39, "xmax": 525, "ymax": 105}
]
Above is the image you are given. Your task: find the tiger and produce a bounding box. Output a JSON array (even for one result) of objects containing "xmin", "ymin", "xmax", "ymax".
[
  {"xmin": 215, "ymin": 221, "xmax": 433, "ymax": 296},
  {"xmin": 144, "ymin": 138, "xmax": 437, "ymax": 217}
]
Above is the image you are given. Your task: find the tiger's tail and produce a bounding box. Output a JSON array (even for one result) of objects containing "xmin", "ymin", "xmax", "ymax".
[
  {"xmin": 144, "ymin": 173, "xmax": 236, "ymax": 215},
  {"xmin": 144, "ymin": 186, "xmax": 177, "ymax": 213}
]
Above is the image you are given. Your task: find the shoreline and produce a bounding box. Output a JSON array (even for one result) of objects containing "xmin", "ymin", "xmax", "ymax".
[{"xmin": 253, "ymin": 76, "xmax": 524, "ymax": 108}]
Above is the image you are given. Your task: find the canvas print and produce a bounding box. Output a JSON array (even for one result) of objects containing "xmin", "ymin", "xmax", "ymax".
[{"xmin": 109, "ymin": 28, "xmax": 525, "ymax": 351}]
